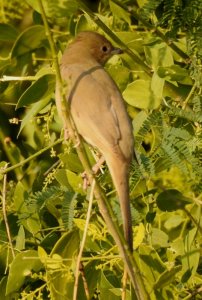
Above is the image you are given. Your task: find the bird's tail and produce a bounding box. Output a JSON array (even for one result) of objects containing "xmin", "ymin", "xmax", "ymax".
[{"xmin": 105, "ymin": 154, "xmax": 133, "ymax": 252}]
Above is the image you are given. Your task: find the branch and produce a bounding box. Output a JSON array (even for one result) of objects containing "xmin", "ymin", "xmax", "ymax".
[
  {"xmin": 73, "ymin": 180, "xmax": 95, "ymax": 300},
  {"xmin": 1, "ymin": 164, "xmax": 15, "ymax": 259},
  {"xmin": 0, "ymin": 138, "xmax": 63, "ymax": 175},
  {"xmin": 111, "ymin": 0, "xmax": 189, "ymax": 61}
]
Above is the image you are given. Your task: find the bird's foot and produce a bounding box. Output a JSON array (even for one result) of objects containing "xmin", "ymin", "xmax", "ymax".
[
  {"xmin": 81, "ymin": 156, "xmax": 105, "ymax": 190},
  {"xmin": 81, "ymin": 171, "xmax": 90, "ymax": 190},
  {"xmin": 92, "ymin": 155, "xmax": 105, "ymax": 174}
]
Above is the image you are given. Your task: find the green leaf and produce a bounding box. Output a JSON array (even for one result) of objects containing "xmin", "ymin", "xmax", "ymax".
[
  {"xmin": 164, "ymin": 215, "xmax": 184, "ymax": 230},
  {"xmin": 55, "ymin": 169, "xmax": 72, "ymax": 187},
  {"xmin": 156, "ymin": 189, "xmax": 192, "ymax": 212},
  {"xmin": 109, "ymin": 1, "xmax": 131, "ymax": 24},
  {"xmin": 151, "ymin": 72, "xmax": 164, "ymax": 107},
  {"xmin": 138, "ymin": 245, "xmax": 166, "ymax": 291},
  {"xmin": 99, "ymin": 272, "xmax": 120, "ymax": 300},
  {"xmin": 11, "ymin": 25, "xmax": 46, "ymax": 58},
  {"xmin": 154, "ymin": 265, "xmax": 182, "ymax": 289},
  {"xmin": 181, "ymin": 228, "xmax": 200, "ymax": 277},
  {"xmin": 133, "ymin": 223, "xmax": 145, "ymax": 249},
  {"xmin": 108, "ymin": 64, "xmax": 130, "ymax": 91},
  {"xmin": 144, "ymin": 40, "xmax": 173, "ymax": 69},
  {"xmin": 132, "ymin": 110, "xmax": 148, "ymax": 135},
  {"xmin": 51, "ymin": 230, "xmax": 79, "ymax": 263},
  {"xmin": 13, "ymin": 182, "xmax": 28, "ymax": 213},
  {"xmin": 48, "ymin": 230, "xmax": 80, "ymax": 300},
  {"xmin": 116, "ymin": 31, "xmax": 145, "ymax": 53},
  {"xmin": 157, "ymin": 65, "xmax": 189, "ymax": 81},
  {"xmin": 6, "ymin": 250, "xmax": 43, "ymax": 294},
  {"xmin": 76, "ymin": 14, "xmax": 98, "ymax": 33},
  {"xmin": 16, "ymin": 74, "xmax": 55, "ymax": 108},
  {"xmin": 151, "ymin": 228, "xmax": 169, "ymax": 248},
  {"xmin": 13, "ymin": 182, "xmax": 41, "ymax": 236},
  {"xmin": 38, "ymin": 246, "xmax": 48, "ymax": 264},
  {"xmin": 0, "ymin": 277, "xmax": 14, "ymax": 300},
  {"xmin": 0, "ymin": 24, "xmax": 18, "ymax": 42},
  {"xmin": 66, "ymin": 170, "xmax": 85, "ymax": 194},
  {"xmin": 181, "ymin": 269, "xmax": 192, "ymax": 283},
  {"xmin": 59, "ymin": 152, "xmax": 84, "ymax": 173},
  {"xmin": 146, "ymin": 212, "xmax": 156, "ymax": 223},
  {"xmin": 18, "ymin": 96, "xmax": 51, "ymax": 136},
  {"xmin": 15, "ymin": 225, "xmax": 25, "ymax": 251},
  {"xmin": 123, "ymin": 79, "xmax": 161, "ymax": 109},
  {"xmin": 26, "ymin": 0, "xmax": 78, "ymax": 18}
]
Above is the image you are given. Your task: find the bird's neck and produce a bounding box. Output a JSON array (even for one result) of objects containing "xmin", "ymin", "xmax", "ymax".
[{"xmin": 61, "ymin": 45, "xmax": 100, "ymax": 67}]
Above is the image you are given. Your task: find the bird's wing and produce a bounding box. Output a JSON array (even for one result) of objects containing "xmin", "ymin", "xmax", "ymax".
[{"xmin": 67, "ymin": 65, "xmax": 123, "ymax": 152}]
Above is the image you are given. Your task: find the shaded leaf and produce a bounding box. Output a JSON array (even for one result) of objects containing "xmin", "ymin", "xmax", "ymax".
[
  {"xmin": 11, "ymin": 25, "xmax": 46, "ymax": 58},
  {"xmin": 18, "ymin": 96, "xmax": 51, "ymax": 136},
  {"xmin": 0, "ymin": 24, "xmax": 18, "ymax": 42},
  {"xmin": 156, "ymin": 189, "xmax": 192, "ymax": 212},
  {"xmin": 154, "ymin": 265, "xmax": 182, "ymax": 289},
  {"xmin": 17, "ymin": 74, "xmax": 55, "ymax": 108},
  {"xmin": 157, "ymin": 65, "xmax": 189, "ymax": 81},
  {"xmin": 48, "ymin": 230, "xmax": 80, "ymax": 300}
]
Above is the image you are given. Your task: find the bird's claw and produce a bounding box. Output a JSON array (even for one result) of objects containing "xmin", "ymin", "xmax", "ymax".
[{"xmin": 81, "ymin": 171, "xmax": 90, "ymax": 190}]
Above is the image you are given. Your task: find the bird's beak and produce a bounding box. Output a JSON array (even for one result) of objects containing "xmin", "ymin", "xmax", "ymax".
[{"xmin": 111, "ymin": 47, "xmax": 123, "ymax": 55}]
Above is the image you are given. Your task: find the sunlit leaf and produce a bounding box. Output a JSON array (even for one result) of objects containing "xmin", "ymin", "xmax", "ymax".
[
  {"xmin": 6, "ymin": 250, "xmax": 43, "ymax": 294},
  {"xmin": 151, "ymin": 228, "xmax": 169, "ymax": 248},
  {"xmin": 109, "ymin": 1, "xmax": 131, "ymax": 24},
  {"xmin": 123, "ymin": 79, "xmax": 161, "ymax": 109},
  {"xmin": 15, "ymin": 225, "xmax": 25, "ymax": 251},
  {"xmin": 133, "ymin": 222, "xmax": 145, "ymax": 249}
]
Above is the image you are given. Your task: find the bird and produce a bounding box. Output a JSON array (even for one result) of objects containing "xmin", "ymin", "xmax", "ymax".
[{"xmin": 55, "ymin": 31, "xmax": 134, "ymax": 251}]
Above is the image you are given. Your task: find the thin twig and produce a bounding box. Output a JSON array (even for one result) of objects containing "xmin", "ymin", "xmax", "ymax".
[
  {"xmin": 184, "ymin": 207, "xmax": 202, "ymax": 234},
  {"xmin": 122, "ymin": 269, "xmax": 128, "ymax": 300},
  {"xmin": 79, "ymin": 263, "xmax": 90, "ymax": 299},
  {"xmin": 73, "ymin": 180, "xmax": 95, "ymax": 300},
  {"xmin": 182, "ymin": 82, "xmax": 197, "ymax": 109},
  {"xmin": 0, "ymin": 75, "xmax": 37, "ymax": 81},
  {"xmin": 111, "ymin": 0, "xmax": 189, "ymax": 60},
  {"xmin": 2, "ymin": 164, "xmax": 15, "ymax": 259},
  {"xmin": 0, "ymin": 138, "xmax": 63, "ymax": 175}
]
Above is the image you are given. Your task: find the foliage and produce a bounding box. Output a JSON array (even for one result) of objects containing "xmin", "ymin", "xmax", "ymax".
[{"xmin": 0, "ymin": 0, "xmax": 202, "ymax": 299}]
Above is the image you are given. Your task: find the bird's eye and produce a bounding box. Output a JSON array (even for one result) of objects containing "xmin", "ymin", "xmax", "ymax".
[{"xmin": 102, "ymin": 45, "xmax": 108, "ymax": 52}]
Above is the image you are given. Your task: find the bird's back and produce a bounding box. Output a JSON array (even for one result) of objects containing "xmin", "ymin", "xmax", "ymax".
[{"xmin": 59, "ymin": 61, "xmax": 134, "ymax": 163}]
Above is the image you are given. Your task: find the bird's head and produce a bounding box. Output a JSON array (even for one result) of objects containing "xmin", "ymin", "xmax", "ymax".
[{"xmin": 69, "ymin": 31, "xmax": 123, "ymax": 65}]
